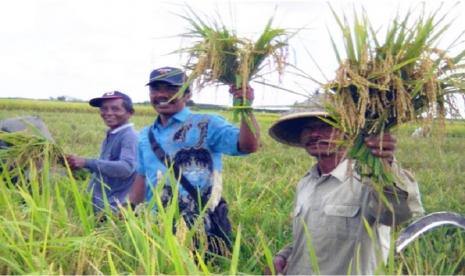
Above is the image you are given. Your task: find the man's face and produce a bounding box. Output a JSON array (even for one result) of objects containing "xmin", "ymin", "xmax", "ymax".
[
  {"xmin": 299, "ymin": 119, "xmax": 345, "ymax": 158},
  {"xmin": 149, "ymin": 82, "xmax": 189, "ymax": 116},
  {"xmin": 99, "ymin": 98, "xmax": 132, "ymax": 129}
]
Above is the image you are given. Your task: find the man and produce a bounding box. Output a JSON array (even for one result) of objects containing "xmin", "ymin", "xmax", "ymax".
[
  {"xmin": 267, "ymin": 98, "xmax": 423, "ymax": 274},
  {"xmin": 127, "ymin": 66, "xmax": 259, "ymax": 254},
  {"xmin": 66, "ymin": 91, "xmax": 138, "ymax": 212}
]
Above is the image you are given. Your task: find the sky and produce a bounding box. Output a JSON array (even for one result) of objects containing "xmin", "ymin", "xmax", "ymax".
[{"xmin": 0, "ymin": 0, "xmax": 464, "ymax": 111}]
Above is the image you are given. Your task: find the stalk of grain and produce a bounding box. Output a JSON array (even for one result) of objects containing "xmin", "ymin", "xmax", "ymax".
[
  {"xmin": 323, "ymin": 5, "xmax": 465, "ymax": 187},
  {"xmin": 0, "ymin": 131, "xmax": 65, "ymax": 179},
  {"xmin": 178, "ymin": 9, "xmax": 289, "ymax": 125}
]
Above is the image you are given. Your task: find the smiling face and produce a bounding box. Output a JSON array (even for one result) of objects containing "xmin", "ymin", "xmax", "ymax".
[
  {"xmin": 149, "ymin": 82, "xmax": 190, "ymax": 123},
  {"xmin": 299, "ymin": 119, "xmax": 345, "ymax": 158},
  {"xmin": 99, "ymin": 98, "xmax": 132, "ymax": 129}
]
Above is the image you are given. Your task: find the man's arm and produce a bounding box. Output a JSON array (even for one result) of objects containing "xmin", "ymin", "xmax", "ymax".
[
  {"xmin": 363, "ymin": 134, "xmax": 424, "ymax": 225},
  {"xmin": 239, "ymin": 112, "xmax": 260, "ymax": 153},
  {"xmin": 66, "ymin": 132, "xmax": 138, "ymax": 178},
  {"xmin": 230, "ymin": 86, "xmax": 260, "ymax": 153},
  {"xmin": 363, "ymin": 171, "xmax": 416, "ymax": 226}
]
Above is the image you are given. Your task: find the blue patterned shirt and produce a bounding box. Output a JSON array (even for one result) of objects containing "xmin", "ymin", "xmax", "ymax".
[{"xmin": 137, "ymin": 107, "xmax": 244, "ymax": 202}]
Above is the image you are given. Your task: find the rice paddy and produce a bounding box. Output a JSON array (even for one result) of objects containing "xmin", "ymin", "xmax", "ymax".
[{"xmin": 1, "ymin": 99, "xmax": 464, "ymax": 274}]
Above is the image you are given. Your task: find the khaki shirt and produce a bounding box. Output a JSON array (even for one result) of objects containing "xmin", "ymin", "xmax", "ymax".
[{"xmin": 278, "ymin": 160, "xmax": 423, "ymax": 275}]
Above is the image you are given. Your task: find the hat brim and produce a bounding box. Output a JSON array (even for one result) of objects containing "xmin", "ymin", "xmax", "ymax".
[
  {"xmin": 89, "ymin": 96, "xmax": 123, "ymax": 107},
  {"xmin": 145, "ymin": 79, "xmax": 183, "ymax": 86},
  {"xmin": 268, "ymin": 111, "xmax": 329, "ymax": 147}
]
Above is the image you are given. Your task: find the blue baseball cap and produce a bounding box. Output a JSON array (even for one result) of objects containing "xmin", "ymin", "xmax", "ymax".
[{"xmin": 146, "ymin": 67, "xmax": 188, "ymax": 86}]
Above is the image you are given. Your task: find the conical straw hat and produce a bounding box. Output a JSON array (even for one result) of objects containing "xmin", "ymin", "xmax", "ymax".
[{"xmin": 268, "ymin": 94, "xmax": 330, "ymax": 147}]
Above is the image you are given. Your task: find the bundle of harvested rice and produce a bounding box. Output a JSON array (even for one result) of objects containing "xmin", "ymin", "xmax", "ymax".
[
  {"xmin": 323, "ymin": 6, "xmax": 465, "ymax": 187},
  {"xmin": 0, "ymin": 130, "xmax": 65, "ymax": 180},
  {"xmin": 178, "ymin": 8, "xmax": 289, "ymax": 123}
]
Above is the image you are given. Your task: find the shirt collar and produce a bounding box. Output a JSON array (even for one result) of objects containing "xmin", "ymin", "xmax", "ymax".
[
  {"xmin": 329, "ymin": 159, "xmax": 350, "ymax": 182},
  {"xmin": 172, "ymin": 107, "xmax": 191, "ymax": 122},
  {"xmin": 307, "ymin": 159, "xmax": 350, "ymax": 182},
  {"xmin": 307, "ymin": 164, "xmax": 320, "ymax": 178},
  {"xmin": 154, "ymin": 107, "xmax": 191, "ymax": 127},
  {"xmin": 109, "ymin": 123, "xmax": 134, "ymax": 134}
]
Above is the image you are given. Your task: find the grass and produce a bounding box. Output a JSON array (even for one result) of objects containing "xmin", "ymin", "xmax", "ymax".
[
  {"xmin": 0, "ymin": 98, "xmax": 157, "ymax": 117},
  {"xmin": 1, "ymin": 99, "xmax": 465, "ymax": 274}
]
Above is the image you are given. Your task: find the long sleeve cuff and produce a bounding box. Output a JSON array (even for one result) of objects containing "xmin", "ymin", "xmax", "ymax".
[{"xmin": 84, "ymin": 159, "xmax": 98, "ymax": 172}]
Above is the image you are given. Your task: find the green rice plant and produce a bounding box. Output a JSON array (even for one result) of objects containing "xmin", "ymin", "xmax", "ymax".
[
  {"xmin": 1, "ymin": 105, "xmax": 463, "ymax": 274},
  {"xmin": 178, "ymin": 7, "xmax": 289, "ymax": 125},
  {"xmin": 323, "ymin": 4, "xmax": 465, "ymax": 188},
  {"xmin": 0, "ymin": 130, "xmax": 65, "ymax": 181},
  {"xmin": 302, "ymin": 221, "xmax": 320, "ymax": 275},
  {"xmin": 396, "ymin": 228, "xmax": 465, "ymax": 274},
  {"xmin": 0, "ymin": 160, "xmax": 207, "ymax": 274},
  {"xmin": 256, "ymin": 228, "xmax": 276, "ymax": 274},
  {"xmin": 0, "ymin": 98, "xmax": 156, "ymax": 117}
]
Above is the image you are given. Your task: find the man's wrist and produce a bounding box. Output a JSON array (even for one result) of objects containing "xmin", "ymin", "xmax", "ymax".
[{"xmin": 233, "ymin": 97, "xmax": 253, "ymax": 107}]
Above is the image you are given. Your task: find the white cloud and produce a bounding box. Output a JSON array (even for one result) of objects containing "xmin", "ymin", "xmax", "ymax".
[{"xmin": 0, "ymin": 0, "xmax": 464, "ymax": 113}]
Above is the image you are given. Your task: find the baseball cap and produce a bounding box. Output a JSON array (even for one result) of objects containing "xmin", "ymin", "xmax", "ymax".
[
  {"xmin": 268, "ymin": 94, "xmax": 331, "ymax": 147},
  {"xmin": 89, "ymin": 91, "xmax": 134, "ymax": 109},
  {"xmin": 146, "ymin": 66, "xmax": 188, "ymax": 86}
]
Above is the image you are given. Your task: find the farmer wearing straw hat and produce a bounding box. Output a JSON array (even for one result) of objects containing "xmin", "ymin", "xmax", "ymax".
[
  {"xmin": 127, "ymin": 66, "xmax": 259, "ymax": 255},
  {"xmin": 266, "ymin": 94, "xmax": 423, "ymax": 275},
  {"xmin": 66, "ymin": 91, "xmax": 138, "ymax": 212}
]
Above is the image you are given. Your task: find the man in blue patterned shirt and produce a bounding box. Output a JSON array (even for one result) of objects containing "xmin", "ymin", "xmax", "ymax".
[{"xmin": 127, "ymin": 66, "xmax": 260, "ymax": 254}]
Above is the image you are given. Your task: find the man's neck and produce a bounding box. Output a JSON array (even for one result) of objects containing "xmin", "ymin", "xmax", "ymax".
[
  {"xmin": 109, "ymin": 120, "xmax": 129, "ymax": 130},
  {"xmin": 158, "ymin": 114, "xmax": 172, "ymax": 126},
  {"xmin": 316, "ymin": 153, "xmax": 345, "ymax": 175}
]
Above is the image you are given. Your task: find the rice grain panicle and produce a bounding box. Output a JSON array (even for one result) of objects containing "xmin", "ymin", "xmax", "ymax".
[
  {"xmin": 0, "ymin": 129, "xmax": 65, "ymax": 180},
  {"xmin": 323, "ymin": 4, "xmax": 465, "ymax": 189},
  {"xmin": 177, "ymin": 7, "xmax": 290, "ymax": 125}
]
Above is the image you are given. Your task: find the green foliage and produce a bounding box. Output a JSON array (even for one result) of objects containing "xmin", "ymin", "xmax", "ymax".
[
  {"xmin": 324, "ymin": 4, "xmax": 465, "ymax": 191},
  {"xmin": 180, "ymin": 9, "xmax": 288, "ymax": 88},
  {"xmin": 0, "ymin": 130, "xmax": 64, "ymax": 180},
  {"xmin": 0, "ymin": 101, "xmax": 464, "ymax": 274},
  {"xmin": 0, "ymin": 99, "xmax": 156, "ymax": 117},
  {"xmin": 178, "ymin": 8, "xmax": 289, "ymax": 122}
]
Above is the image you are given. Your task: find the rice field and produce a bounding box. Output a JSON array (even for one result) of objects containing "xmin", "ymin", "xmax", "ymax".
[{"xmin": 1, "ymin": 98, "xmax": 465, "ymax": 274}]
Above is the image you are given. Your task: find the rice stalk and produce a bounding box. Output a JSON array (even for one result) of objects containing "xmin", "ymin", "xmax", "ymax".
[
  {"xmin": 178, "ymin": 8, "xmax": 289, "ymax": 123},
  {"xmin": 0, "ymin": 130, "xmax": 65, "ymax": 181},
  {"xmin": 229, "ymin": 224, "xmax": 241, "ymax": 275},
  {"xmin": 323, "ymin": 4, "xmax": 465, "ymax": 188}
]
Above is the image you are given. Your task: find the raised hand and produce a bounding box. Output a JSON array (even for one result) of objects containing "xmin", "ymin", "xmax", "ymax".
[
  {"xmin": 364, "ymin": 133, "xmax": 396, "ymax": 164},
  {"xmin": 229, "ymin": 85, "xmax": 254, "ymax": 102}
]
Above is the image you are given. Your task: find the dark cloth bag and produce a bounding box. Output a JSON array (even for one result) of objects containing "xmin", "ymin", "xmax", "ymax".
[
  {"xmin": 204, "ymin": 197, "xmax": 232, "ymax": 254},
  {"xmin": 148, "ymin": 130, "xmax": 232, "ymax": 255}
]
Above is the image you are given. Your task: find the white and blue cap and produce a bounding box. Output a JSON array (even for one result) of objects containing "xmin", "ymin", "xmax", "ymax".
[{"xmin": 89, "ymin": 91, "xmax": 133, "ymax": 109}]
